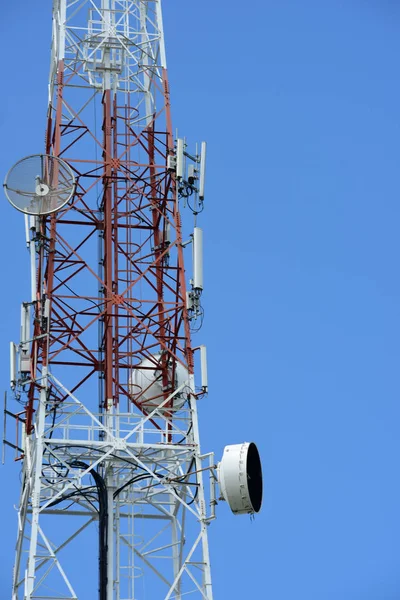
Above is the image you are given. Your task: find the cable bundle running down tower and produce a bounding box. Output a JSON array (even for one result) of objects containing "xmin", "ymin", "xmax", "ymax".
[{"xmin": 4, "ymin": 2, "xmax": 263, "ymax": 599}]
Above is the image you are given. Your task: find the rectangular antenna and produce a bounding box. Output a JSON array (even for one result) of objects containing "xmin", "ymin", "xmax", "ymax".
[
  {"xmin": 199, "ymin": 141, "xmax": 206, "ymax": 200},
  {"xmin": 10, "ymin": 343, "xmax": 17, "ymax": 389},
  {"xmin": 30, "ymin": 242, "xmax": 36, "ymax": 303},
  {"xmin": 21, "ymin": 305, "xmax": 30, "ymax": 348},
  {"xmin": 24, "ymin": 215, "xmax": 30, "ymax": 248},
  {"xmin": 193, "ymin": 227, "xmax": 203, "ymax": 291},
  {"xmin": 187, "ymin": 163, "xmax": 195, "ymax": 185},
  {"xmin": 20, "ymin": 307, "xmax": 30, "ymax": 375},
  {"xmin": 164, "ymin": 221, "xmax": 171, "ymax": 245},
  {"xmin": 20, "ymin": 304, "xmax": 31, "ymax": 374},
  {"xmin": 43, "ymin": 299, "xmax": 51, "ymax": 335},
  {"xmin": 176, "ymin": 138, "xmax": 184, "ymax": 180},
  {"xmin": 200, "ymin": 345, "xmax": 208, "ymax": 391}
]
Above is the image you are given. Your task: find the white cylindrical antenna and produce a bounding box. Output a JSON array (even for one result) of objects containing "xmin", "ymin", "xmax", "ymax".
[
  {"xmin": 176, "ymin": 138, "xmax": 184, "ymax": 180},
  {"xmin": 193, "ymin": 227, "xmax": 203, "ymax": 291},
  {"xmin": 199, "ymin": 141, "xmax": 206, "ymax": 200},
  {"xmin": 10, "ymin": 342, "xmax": 17, "ymax": 388},
  {"xmin": 200, "ymin": 345, "xmax": 208, "ymax": 391}
]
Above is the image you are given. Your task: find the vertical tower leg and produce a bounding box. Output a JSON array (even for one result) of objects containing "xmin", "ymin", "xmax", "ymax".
[{"xmin": 25, "ymin": 371, "xmax": 48, "ymax": 600}]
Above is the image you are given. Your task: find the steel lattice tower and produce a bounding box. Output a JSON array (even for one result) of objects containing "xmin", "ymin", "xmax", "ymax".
[{"xmin": 4, "ymin": 2, "xmax": 262, "ymax": 599}]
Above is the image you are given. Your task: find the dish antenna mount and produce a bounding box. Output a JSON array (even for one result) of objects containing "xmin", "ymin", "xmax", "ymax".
[{"xmin": 4, "ymin": 154, "xmax": 75, "ymax": 216}]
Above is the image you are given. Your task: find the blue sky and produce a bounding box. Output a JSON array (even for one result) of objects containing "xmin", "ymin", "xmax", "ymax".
[{"xmin": 2, "ymin": 0, "xmax": 400, "ymax": 598}]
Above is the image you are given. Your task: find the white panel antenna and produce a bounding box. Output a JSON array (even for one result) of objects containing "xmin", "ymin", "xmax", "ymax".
[
  {"xmin": 30, "ymin": 241, "xmax": 36, "ymax": 303},
  {"xmin": 193, "ymin": 227, "xmax": 203, "ymax": 291},
  {"xmin": 176, "ymin": 138, "xmax": 184, "ymax": 180},
  {"xmin": 10, "ymin": 343, "xmax": 17, "ymax": 389},
  {"xmin": 199, "ymin": 141, "xmax": 206, "ymax": 200},
  {"xmin": 200, "ymin": 345, "xmax": 208, "ymax": 391},
  {"xmin": 20, "ymin": 305, "xmax": 30, "ymax": 348},
  {"xmin": 24, "ymin": 215, "xmax": 30, "ymax": 248},
  {"xmin": 43, "ymin": 299, "xmax": 50, "ymax": 333},
  {"xmin": 187, "ymin": 163, "xmax": 195, "ymax": 185},
  {"xmin": 30, "ymin": 216, "xmax": 38, "ymax": 233},
  {"xmin": 166, "ymin": 154, "xmax": 176, "ymax": 172},
  {"xmin": 20, "ymin": 305, "xmax": 31, "ymax": 373}
]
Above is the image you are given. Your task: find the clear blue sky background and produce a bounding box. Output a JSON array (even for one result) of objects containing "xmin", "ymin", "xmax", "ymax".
[{"xmin": 1, "ymin": 0, "xmax": 400, "ymax": 598}]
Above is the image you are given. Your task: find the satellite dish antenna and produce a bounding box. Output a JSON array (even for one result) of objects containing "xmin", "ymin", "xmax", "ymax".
[{"xmin": 4, "ymin": 154, "xmax": 76, "ymax": 216}]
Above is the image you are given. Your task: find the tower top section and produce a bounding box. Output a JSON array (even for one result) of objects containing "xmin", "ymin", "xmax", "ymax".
[{"xmin": 50, "ymin": 0, "xmax": 166, "ymax": 118}]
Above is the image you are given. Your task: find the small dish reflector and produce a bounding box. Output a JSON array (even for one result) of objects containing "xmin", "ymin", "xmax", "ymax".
[
  {"xmin": 218, "ymin": 442, "xmax": 262, "ymax": 515},
  {"xmin": 4, "ymin": 154, "xmax": 75, "ymax": 216}
]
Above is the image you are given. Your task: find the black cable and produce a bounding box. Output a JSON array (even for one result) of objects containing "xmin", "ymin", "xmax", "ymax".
[
  {"xmin": 53, "ymin": 273, "xmax": 101, "ymax": 308},
  {"xmin": 68, "ymin": 460, "xmax": 108, "ymax": 600},
  {"xmin": 187, "ymin": 195, "xmax": 204, "ymax": 215},
  {"xmin": 178, "ymin": 184, "xmax": 194, "ymax": 199},
  {"xmin": 176, "ymin": 457, "xmax": 199, "ymax": 506},
  {"xmin": 43, "ymin": 446, "xmax": 200, "ymax": 595},
  {"xmin": 113, "ymin": 472, "xmax": 157, "ymax": 499},
  {"xmin": 46, "ymin": 400, "xmax": 60, "ymax": 441},
  {"xmin": 176, "ymin": 423, "xmax": 192, "ymax": 444},
  {"xmin": 46, "ymin": 485, "xmax": 98, "ymax": 509},
  {"xmin": 187, "ymin": 487, "xmax": 199, "ymax": 505},
  {"xmin": 189, "ymin": 305, "xmax": 205, "ymax": 333},
  {"xmin": 113, "ymin": 464, "xmax": 199, "ymax": 501},
  {"xmin": 50, "ymin": 444, "xmax": 148, "ymax": 471}
]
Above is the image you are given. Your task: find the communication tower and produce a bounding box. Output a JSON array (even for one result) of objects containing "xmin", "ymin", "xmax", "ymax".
[{"xmin": 3, "ymin": 2, "xmax": 263, "ymax": 599}]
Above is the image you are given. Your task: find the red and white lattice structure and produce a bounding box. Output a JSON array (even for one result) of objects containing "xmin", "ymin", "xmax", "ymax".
[{"xmin": 4, "ymin": 2, "xmax": 262, "ymax": 600}]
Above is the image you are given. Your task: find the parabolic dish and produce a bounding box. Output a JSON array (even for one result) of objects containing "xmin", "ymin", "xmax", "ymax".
[
  {"xmin": 218, "ymin": 442, "xmax": 263, "ymax": 515},
  {"xmin": 4, "ymin": 154, "xmax": 75, "ymax": 216}
]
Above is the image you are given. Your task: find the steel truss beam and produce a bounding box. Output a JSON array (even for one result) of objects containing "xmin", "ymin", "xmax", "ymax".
[{"xmin": 10, "ymin": 2, "xmax": 213, "ymax": 599}]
